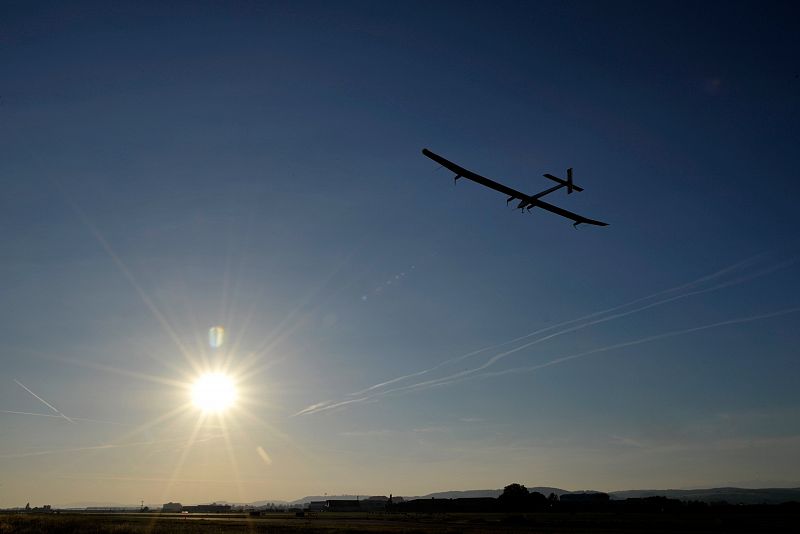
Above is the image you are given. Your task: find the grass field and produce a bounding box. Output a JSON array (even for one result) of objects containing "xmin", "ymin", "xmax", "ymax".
[{"xmin": 1, "ymin": 510, "xmax": 799, "ymax": 533}]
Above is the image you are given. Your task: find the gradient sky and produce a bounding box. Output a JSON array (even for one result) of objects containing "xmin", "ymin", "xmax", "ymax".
[{"xmin": 1, "ymin": 0, "xmax": 799, "ymax": 507}]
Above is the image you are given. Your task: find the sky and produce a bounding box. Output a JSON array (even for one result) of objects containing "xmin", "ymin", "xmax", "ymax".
[{"xmin": 1, "ymin": 0, "xmax": 799, "ymax": 507}]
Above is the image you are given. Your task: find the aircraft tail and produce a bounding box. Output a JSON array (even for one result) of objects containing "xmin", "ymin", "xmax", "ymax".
[{"xmin": 543, "ymin": 168, "xmax": 584, "ymax": 194}]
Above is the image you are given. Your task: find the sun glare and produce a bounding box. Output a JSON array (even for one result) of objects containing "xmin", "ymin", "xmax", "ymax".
[{"xmin": 191, "ymin": 372, "xmax": 237, "ymax": 413}]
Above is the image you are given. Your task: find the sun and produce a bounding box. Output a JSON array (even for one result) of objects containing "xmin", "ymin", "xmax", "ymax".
[{"xmin": 191, "ymin": 372, "xmax": 237, "ymax": 413}]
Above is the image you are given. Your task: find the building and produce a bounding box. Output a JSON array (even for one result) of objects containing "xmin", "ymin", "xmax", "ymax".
[
  {"xmin": 162, "ymin": 502, "xmax": 183, "ymax": 513},
  {"xmin": 306, "ymin": 501, "xmax": 326, "ymax": 512},
  {"xmin": 182, "ymin": 503, "xmax": 232, "ymax": 513},
  {"xmin": 360, "ymin": 496, "xmax": 388, "ymax": 511},
  {"xmin": 325, "ymin": 500, "xmax": 361, "ymax": 512}
]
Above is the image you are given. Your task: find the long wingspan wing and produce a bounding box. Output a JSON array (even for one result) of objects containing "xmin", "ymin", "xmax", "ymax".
[
  {"xmin": 530, "ymin": 198, "xmax": 609, "ymax": 226},
  {"xmin": 422, "ymin": 148, "xmax": 608, "ymax": 227},
  {"xmin": 422, "ymin": 148, "xmax": 527, "ymax": 201}
]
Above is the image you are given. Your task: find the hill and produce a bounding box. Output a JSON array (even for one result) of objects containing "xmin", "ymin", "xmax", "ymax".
[{"xmin": 609, "ymin": 487, "xmax": 800, "ymax": 505}]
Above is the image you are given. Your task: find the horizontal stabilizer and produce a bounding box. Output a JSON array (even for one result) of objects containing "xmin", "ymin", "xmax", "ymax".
[{"xmin": 544, "ymin": 168, "xmax": 584, "ymax": 194}]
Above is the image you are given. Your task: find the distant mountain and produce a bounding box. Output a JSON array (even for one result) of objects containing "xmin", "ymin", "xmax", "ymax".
[
  {"xmin": 289, "ymin": 486, "xmax": 800, "ymax": 505},
  {"xmin": 528, "ymin": 487, "xmax": 572, "ymax": 497},
  {"xmin": 243, "ymin": 499, "xmax": 290, "ymax": 507},
  {"xmin": 183, "ymin": 500, "xmax": 285, "ymax": 507},
  {"xmin": 58, "ymin": 501, "xmax": 140, "ymax": 509},
  {"xmin": 289, "ymin": 495, "xmax": 360, "ymax": 506},
  {"xmin": 416, "ymin": 489, "xmax": 502, "ymax": 500},
  {"xmin": 413, "ymin": 486, "xmax": 800, "ymax": 505},
  {"xmin": 50, "ymin": 486, "xmax": 800, "ymax": 510},
  {"xmin": 609, "ymin": 487, "xmax": 800, "ymax": 505},
  {"xmin": 415, "ymin": 487, "xmax": 569, "ymax": 500}
]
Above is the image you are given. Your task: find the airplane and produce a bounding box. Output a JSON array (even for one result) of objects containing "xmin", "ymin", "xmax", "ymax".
[{"xmin": 422, "ymin": 148, "xmax": 609, "ymax": 227}]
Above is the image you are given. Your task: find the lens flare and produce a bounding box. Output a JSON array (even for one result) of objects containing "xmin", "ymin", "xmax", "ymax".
[
  {"xmin": 209, "ymin": 326, "xmax": 225, "ymax": 349},
  {"xmin": 191, "ymin": 373, "xmax": 237, "ymax": 413}
]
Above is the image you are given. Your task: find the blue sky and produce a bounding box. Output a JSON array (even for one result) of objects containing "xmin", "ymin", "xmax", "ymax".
[{"xmin": 1, "ymin": 0, "xmax": 799, "ymax": 505}]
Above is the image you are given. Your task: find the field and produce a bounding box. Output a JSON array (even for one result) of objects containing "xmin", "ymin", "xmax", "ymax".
[{"xmin": 1, "ymin": 511, "xmax": 799, "ymax": 534}]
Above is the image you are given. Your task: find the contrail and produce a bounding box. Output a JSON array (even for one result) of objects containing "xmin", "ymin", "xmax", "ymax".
[
  {"xmin": 13, "ymin": 379, "xmax": 74, "ymax": 423},
  {"xmin": 295, "ymin": 255, "xmax": 796, "ymax": 416},
  {"xmin": 346, "ymin": 253, "xmax": 768, "ymax": 397},
  {"xmin": 0, "ymin": 410, "xmax": 62, "ymax": 418},
  {"xmin": 301, "ymin": 306, "xmax": 800, "ymax": 415},
  {"xmin": 466, "ymin": 305, "xmax": 800, "ymax": 384},
  {"xmin": 0, "ymin": 410, "xmax": 125, "ymax": 426},
  {"xmin": 292, "ymin": 400, "xmax": 338, "ymax": 416},
  {"xmin": 293, "ymin": 397, "xmax": 370, "ymax": 417},
  {"xmin": 0, "ymin": 433, "xmax": 225, "ymax": 459},
  {"xmin": 383, "ymin": 256, "xmax": 800, "ymax": 396}
]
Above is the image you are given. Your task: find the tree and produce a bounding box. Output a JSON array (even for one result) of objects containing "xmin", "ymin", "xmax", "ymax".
[
  {"xmin": 499, "ymin": 483, "xmax": 529, "ymax": 511},
  {"xmin": 529, "ymin": 491, "xmax": 547, "ymax": 510},
  {"xmin": 501, "ymin": 483, "xmax": 529, "ymax": 499}
]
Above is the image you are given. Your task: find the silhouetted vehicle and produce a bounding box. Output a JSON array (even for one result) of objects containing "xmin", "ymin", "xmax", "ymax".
[{"xmin": 422, "ymin": 148, "xmax": 609, "ymax": 227}]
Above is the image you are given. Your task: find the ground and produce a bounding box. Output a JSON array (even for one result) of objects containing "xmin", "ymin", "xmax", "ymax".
[{"xmin": 1, "ymin": 511, "xmax": 799, "ymax": 533}]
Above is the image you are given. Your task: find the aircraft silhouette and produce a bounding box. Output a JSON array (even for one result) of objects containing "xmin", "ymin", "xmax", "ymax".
[{"xmin": 422, "ymin": 148, "xmax": 608, "ymax": 227}]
